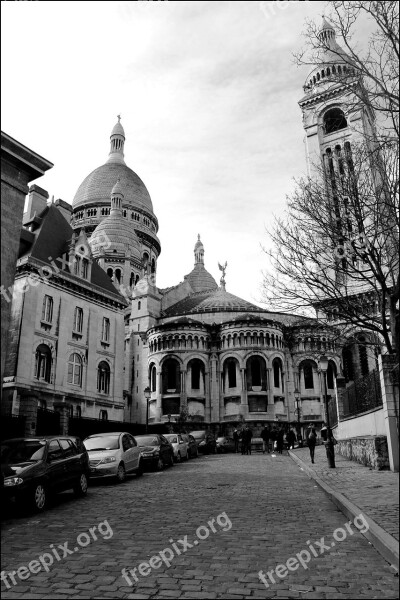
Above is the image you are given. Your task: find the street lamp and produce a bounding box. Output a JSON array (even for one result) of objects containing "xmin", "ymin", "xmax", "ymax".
[
  {"xmin": 319, "ymin": 355, "xmax": 335, "ymax": 468},
  {"xmin": 144, "ymin": 386, "xmax": 151, "ymax": 433},
  {"xmin": 294, "ymin": 388, "xmax": 302, "ymax": 447}
]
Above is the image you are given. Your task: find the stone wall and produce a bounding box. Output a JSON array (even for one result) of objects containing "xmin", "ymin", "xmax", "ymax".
[{"xmin": 337, "ymin": 435, "xmax": 389, "ymax": 470}]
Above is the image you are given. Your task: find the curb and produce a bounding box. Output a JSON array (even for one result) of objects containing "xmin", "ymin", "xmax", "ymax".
[{"xmin": 288, "ymin": 450, "xmax": 399, "ymax": 571}]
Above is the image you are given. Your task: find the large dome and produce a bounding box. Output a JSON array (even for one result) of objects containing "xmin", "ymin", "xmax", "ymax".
[{"xmin": 72, "ymin": 162, "xmax": 153, "ymax": 212}]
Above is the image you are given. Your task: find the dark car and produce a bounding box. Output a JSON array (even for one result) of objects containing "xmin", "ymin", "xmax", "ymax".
[
  {"xmin": 1, "ymin": 436, "xmax": 90, "ymax": 512},
  {"xmin": 190, "ymin": 430, "xmax": 217, "ymax": 454},
  {"xmin": 135, "ymin": 434, "xmax": 174, "ymax": 471},
  {"xmin": 180, "ymin": 433, "xmax": 198, "ymax": 458}
]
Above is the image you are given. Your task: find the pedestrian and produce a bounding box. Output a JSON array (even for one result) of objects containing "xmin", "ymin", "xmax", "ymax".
[
  {"xmin": 246, "ymin": 426, "xmax": 253, "ymax": 455},
  {"xmin": 297, "ymin": 429, "xmax": 303, "ymax": 448},
  {"xmin": 240, "ymin": 427, "xmax": 246, "ymax": 455},
  {"xmin": 270, "ymin": 426, "xmax": 277, "ymax": 453},
  {"xmin": 306, "ymin": 422, "xmax": 317, "ymax": 463},
  {"xmin": 260, "ymin": 424, "xmax": 270, "ymax": 454},
  {"xmin": 276, "ymin": 426, "xmax": 284, "ymax": 454},
  {"xmin": 233, "ymin": 428, "xmax": 240, "ymax": 453},
  {"xmin": 286, "ymin": 428, "xmax": 296, "ymax": 450}
]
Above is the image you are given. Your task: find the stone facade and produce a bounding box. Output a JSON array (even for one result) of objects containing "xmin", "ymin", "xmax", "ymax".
[
  {"xmin": 337, "ymin": 436, "xmax": 390, "ymax": 470},
  {"xmin": 1, "ymin": 132, "xmax": 53, "ymax": 396}
]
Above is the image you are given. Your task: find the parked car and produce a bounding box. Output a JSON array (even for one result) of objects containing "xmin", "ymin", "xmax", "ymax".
[
  {"xmin": 164, "ymin": 433, "xmax": 189, "ymax": 462},
  {"xmin": 190, "ymin": 430, "xmax": 217, "ymax": 454},
  {"xmin": 180, "ymin": 433, "xmax": 198, "ymax": 458},
  {"xmin": 1, "ymin": 436, "xmax": 90, "ymax": 512},
  {"xmin": 135, "ymin": 434, "xmax": 174, "ymax": 471},
  {"xmin": 216, "ymin": 436, "xmax": 235, "ymax": 453},
  {"xmin": 83, "ymin": 432, "xmax": 143, "ymax": 483}
]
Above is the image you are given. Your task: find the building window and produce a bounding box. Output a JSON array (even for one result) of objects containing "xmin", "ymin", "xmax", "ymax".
[
  {"xmin": 327, "ymin": 362, "xmax": 336, "ymax": 389},
  {"xmin": 76, "ymin": 406, "xmax": 82, "ymax": 418},
  {"xmin": 42, "ymin": 295, "xmax": 53, "ymax": 323},
  {"xmin": 227, "ymin": 360, "xmax": 237, "ymax": 388},
  {"xmin": 99, "ymin": 410, "xmax": 108, "ymax": 420},
  {"xmin": 273, "ymin": 360, "xmax": 280, "ymax": 388},
  {"xmin": 102, "ymin": 317, "xmax": 110, "ymax": 342},
  {"xmin": 81, "ymin": 259, "xmax": 89, "ymax": 279},
  {"xmin": 97, "ymin": 361, "xmax": 110, "ymax": 394},
  {"xmin": 302, "ymin": 362, "xmax": 314, "ymax": 389},
  {"xmin": 67, "ymin": 353, "xmax": 83, "ymax": 387},
  {"xmin": 150, "ymin": 364, "xmax": 157, "ymax": 392},
  {"xmin": 35, "ymin": 344, "xmax": 52, "ymax": 382},
  {"xmin": 73, "ymin": 307, "xmax": 83, "ymax": 333},
  {"xmin": 191, "ymin": 362, "xmax": 201, "ymax": 390},
  {"xmin": 323, "ymin": 108, "xmax": 347, "ymax": 135}
]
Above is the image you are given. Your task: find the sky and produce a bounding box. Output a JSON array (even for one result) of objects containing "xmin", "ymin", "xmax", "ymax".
[{"xmin": 2, "ymin": 0, "xmax": 332, "ymax": 307}]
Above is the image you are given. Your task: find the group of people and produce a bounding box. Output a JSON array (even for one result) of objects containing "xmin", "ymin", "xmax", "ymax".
[{"xmin": 232, "ymin": 424, "xmax": 304, "ymax": 455}]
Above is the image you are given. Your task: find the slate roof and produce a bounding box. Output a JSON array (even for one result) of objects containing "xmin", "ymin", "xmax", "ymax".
[
  {"xmin": 163, "ymin": 289, "xmax": 265, "ymax": 317},
  {"xmin": 20, "ymin": 204, "xmax": 126, "ymax": 302},
  {"xmin": 183, "ymin": 263, "xmax": 218, "ymax": 293}
]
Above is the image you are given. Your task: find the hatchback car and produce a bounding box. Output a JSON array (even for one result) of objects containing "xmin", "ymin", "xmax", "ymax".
[
  {"xmin": 83, "ymin": 432, "xmax": 143, "ymax": 483},
  {"xmin": 164, "ymin": 433, "xmax": 189, "ymax": 462},
  {"xmin": 1, "ymin": 436, "xmax": 90, "ymax": 512},
  {"xmin": 180, "ymin": 433, "xmax": 198, "ymax": 458},
  {"xmin": 135, "ymin": 434, "xmax": 174, "ymax": 471},
  {"xmin": 190, "ymin": 430, "xmax": 217, "ymax": 454}
]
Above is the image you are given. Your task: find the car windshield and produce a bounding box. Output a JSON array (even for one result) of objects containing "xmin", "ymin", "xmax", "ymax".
[
  {"xmin": 84, "ymin": 436, "xmax": 120, "ymax": 451},
  {"xmin": 191, "ymin": 431, "xmax": 205, "ymax": 439},
  {"xmin": 135, "ymin": 436, "xmax": 159, "ymax": 447},
  {"xmin": 164, "ymin": 435, "xmax": 178, "ymax": 443},
  {"xmin": 1, "ymin": 440, "xmax": 46, "ymax": 463}
]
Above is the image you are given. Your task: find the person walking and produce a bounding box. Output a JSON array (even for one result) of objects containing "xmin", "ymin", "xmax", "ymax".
[
  {"xmin": 260, "ymin": 425, "xmax": 270, "ymax": 454},
  {"xmin": 233, "ymin": 428, "xmax": 240, "ymax": 453},
  {"xmin": 240, "ymin": 427, "xmax": 246, "ymax": 455},
  {"xmin": 286, "ymin": 428, "xmax": 296, "ymax": 450},
  {"xmin": 270, "ymin": 426, "xmax": 277, "ymax": 453},
  {"xmin": 306, "ymin": 422, "xmax": 317, "ymax": 463},
  {"xmin": 276, "ymin": 426, "xmax": 284, "ymax": 454}
]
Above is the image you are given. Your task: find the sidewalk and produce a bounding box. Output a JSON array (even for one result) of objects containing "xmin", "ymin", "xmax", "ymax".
[{"xmin": 289, "ymin": 445, "xmax": 399, "ymax": 570}]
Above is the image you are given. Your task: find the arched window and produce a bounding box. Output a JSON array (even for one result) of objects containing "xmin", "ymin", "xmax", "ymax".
[
  {"xmin": 107, "ymin": 268, "xmax": 113, "ymax": 280},
  {"xmin": 191, "ymin": 362, "xmax": 201, "ymax": 390},
  {"xmin": 300, "ymin": 361, "xmax": 314, "ymax": 389},
  {"xmin": 68, "ymin": 353, "xmax": 83, "ymax": 386},
  {"xmin": 73, "ymin": 307, "xmax": 83, "ymax": 333},
  {"xmin": 227, "ymin": 359, "xmax": 237, "ymax": 388},
  {"xmin": 273, "ymin": 358, "xmax": 282, "ymax": 388},
  {"xmin": 162, "ymin": 358, "xmax": 180, "ymax": 394},
  {"xmin": 97, "ymin": 361, "xmax": 110, "ymax": 394},
  {"xmin": 135, "ymin": 274, "xmax": 140, "ymax": 286},
  {"xmin": 99, "ymin": 410, "xmax": 108, "ymax": 421},
  {"xmin": 102, "ymin": 317, "xmax": 110, "ymax": 342},
  {"xmin": 246, "ymin": 356, "xmax": 267, "ymax": 390},
  {"xmin": 150, "ymin": 364, "xmax": 157, "ymax": 392},
  {"xmin": 81, "ymin": 259, "xmax": 89, "ymax": 279},
  {"xmin": 343, "ymin": 345, "xmax": 355, "ymax": 382},
  {"xmin": 324, "ymin": 108, "xmax": 347, "ymax": 134},
  {"xmin": 151, "ymin": 258, "xmax": 156, "ymax": 274},
  {"xmin": 115, "ymin": 269, "xmax": 122, "ymax": 284},
  {"xmin": 358, "ymin": 338, "xmax": 369, "ymax": 376},
  {"xmin": 35, "ymin": 344, "xmax": 52, "ymax": 382},
  {"xmin": 130, "ymin": 272, "xmax": 135, "ymax": 288}
]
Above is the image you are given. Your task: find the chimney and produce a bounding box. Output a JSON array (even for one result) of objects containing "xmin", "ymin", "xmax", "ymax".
[
  {"xmin": 24, "ymin": 184, "xmax": 49, "ymax": 220},
  {"xmin": 55, "ymin": 198, "xmax": 72, "ymax": 223}
]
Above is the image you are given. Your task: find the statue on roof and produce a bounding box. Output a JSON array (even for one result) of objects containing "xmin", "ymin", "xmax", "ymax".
[{"xmin": 218, "ymin": 261, "xmax": 227, "ymax": 291}]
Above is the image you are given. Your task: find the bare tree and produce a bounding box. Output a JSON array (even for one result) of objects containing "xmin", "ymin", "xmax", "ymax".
[
  {"xmin": 297, "ymin": 1, "xmax": 399, "ymax": 142},
  {"xmin": 262, "ymin": 139, "xmax": 399, "ymax": 355}
]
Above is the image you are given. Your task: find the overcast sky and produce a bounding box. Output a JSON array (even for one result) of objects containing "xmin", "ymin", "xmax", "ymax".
[{"xmin": 2, "ymin": 0, "xmax": 331, "ymax": 306}]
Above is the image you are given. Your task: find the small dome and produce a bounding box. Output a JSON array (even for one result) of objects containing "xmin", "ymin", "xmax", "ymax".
[
  {"xmin": 164, "ymin": 288, "xmax": 263, "ymax": 317},
  {"xmin": 89, "ymin": 213, "xmax": 141, "ymax": 260},
  {"xmin": 184, "ymin": 263, "xmax": 218, "ymax": 293},
  {"xmin": 111, "ymin": 117, "xmax": 125, "ymax": 138},
  {"xmin": 111, "ymin": 178, "xmax": 124, "ymax": 197},
  {"xmin": 194, "ymin": 234, "xmax": 203, "ymax": 251}
]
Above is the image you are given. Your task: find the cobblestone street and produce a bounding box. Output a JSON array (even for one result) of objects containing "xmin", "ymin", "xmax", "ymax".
[{"xmin": 1, "ymin": 453, "xmax": 399, "ymax": 599}]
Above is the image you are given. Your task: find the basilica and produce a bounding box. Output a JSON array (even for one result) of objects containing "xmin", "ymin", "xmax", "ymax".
[{"xmin": 2, "ymin": 18, "xmax": 379, "ymax": 439}]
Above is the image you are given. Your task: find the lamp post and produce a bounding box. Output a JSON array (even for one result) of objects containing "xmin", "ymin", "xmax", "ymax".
[
  {"xmin": 319, "ymin": 355, "xmax": 335, "ymax": 468},
  {"xmin": 294, "ymin": 388, "xmax": 302, "ymax": 447},
  {"xmin": 144, "ymin": 386, "xmax": 151, "ymax": 433}
]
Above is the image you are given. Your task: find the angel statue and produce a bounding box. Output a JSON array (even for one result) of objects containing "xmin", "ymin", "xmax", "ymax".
[{"xmin": 218, "ymin": 261, "xmax": 228, "ymax": 290}]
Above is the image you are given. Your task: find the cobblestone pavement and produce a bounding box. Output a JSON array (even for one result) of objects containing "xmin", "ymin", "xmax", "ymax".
[
  {"xmin": 291, "ymin": 446, "xmax": 399, "ymax": 541},
  {"xmin": 1, "ymin": 452, "xmax": 399, "ymax": 599}
]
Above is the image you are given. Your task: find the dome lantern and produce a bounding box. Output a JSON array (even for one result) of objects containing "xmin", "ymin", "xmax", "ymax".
[
  {"xmin": 110, "ymin": 178, "xmax": 124, "ymax": 214},
  {"xmin": 108, "ymin": 115, "xmax": 126, "ymax": 165},
  {"xmin": 194, "ymin": 234, "xmax": 204, "ymax": 265}
]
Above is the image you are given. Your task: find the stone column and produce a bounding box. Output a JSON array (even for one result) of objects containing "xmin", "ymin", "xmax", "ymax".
[
  {"xmin": 157, "ymin": 371, "xmax": 162, "ymax": 419},
  {"xmin": 54, "ymin": 400, "xmax": 70, "ymax": 436},
  {"xmin": 335, "ymin": 375, "xmax": 346, "ymax": 421},
  {"xmin": 240, "ymin": 368, "xmax": 247, "ymax": 416},
  {"xmin": 205, "ymin": 371, "xmax": 211, "ymax": 422},
  {"xmin": 210, "ymin": 354, "xmax": 219, "ymax": 423},
  {"xmin": 378, "ymin": 354, "xmax": 399, "ymax": 472},
  {"xmin": 19, "ymin": 390, "xmax": 39, "ymax": 436},
  {"xmin": 180, "ymin": 370, "xmax": 187, "ymax": 412}
]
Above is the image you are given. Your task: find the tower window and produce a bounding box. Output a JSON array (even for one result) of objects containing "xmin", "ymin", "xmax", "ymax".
[
  {"xmin": 102, "ymin": 317, "xmax": 110, "ymax": 342},
  {"xmin": 73, "ymin": 307, "xmax": 83, "ymax": 333},
  {"xmin": 324, "ymin": 108, "xmax": 347, "ymax": 135},
  {"xmin": 42, "ymin": 295, "xmax": 53, "ymax": 323}
]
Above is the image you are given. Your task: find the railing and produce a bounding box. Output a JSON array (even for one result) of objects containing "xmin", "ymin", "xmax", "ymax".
[{"xmin": 342, "ymin": 369, "xmax": 383, "ymax": 418}]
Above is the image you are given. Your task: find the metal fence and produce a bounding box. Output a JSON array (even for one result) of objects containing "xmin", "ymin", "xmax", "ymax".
[
  {"xmin": 342, "ymin": 369, "xmax": 383, "ymax": 418},
  {"xmin": 36, "ymin": 408, "xmax": 61, "ymax": 435}
]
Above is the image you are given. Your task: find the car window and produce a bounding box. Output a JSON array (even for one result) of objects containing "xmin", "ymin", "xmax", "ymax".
[
  {"xmin": 122, "ymin": 435, "xmax": 131, "ymax": 452},
  {"xmin": 59, "ymin": 439, "xmax": 75, "ymax": 457},
  {"xmin": 128, "ymin": 435, "xmax": 137, "ymax": 447},
  {"xmin": 48, "ymin": 440, "xmax": 63, "ymax": 461}
]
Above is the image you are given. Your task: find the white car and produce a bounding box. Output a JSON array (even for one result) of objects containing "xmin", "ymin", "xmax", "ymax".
[
  {"xmin": 164, "ymin": 433, "xmax": 189, "ymax": 462},
  {"xmin": 84, "ymin": 432, "xmax": 143, "ymax": 483}
]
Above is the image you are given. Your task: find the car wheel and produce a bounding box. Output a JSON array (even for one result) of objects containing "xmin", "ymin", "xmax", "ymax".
[
  {"xmin": 136, "ymin": 460, "xmax": 144, "ymax": 477},
  {"xmin": 116, "ymin": 463, "xmax": 126, "ymax": 483},
  {"xmin": 31, "ymin": 483, "xmax": 47, "ymax": 512},
  {"xmin": 74, "ymin": 473, "xmax": 88, "ymax": 497},
  {"xmin": 156, "ymin": 457, "xmax": 164, "ymax": 471}
]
